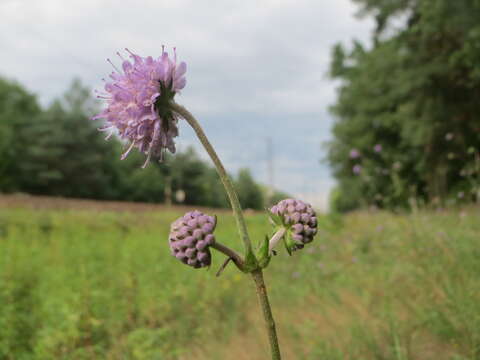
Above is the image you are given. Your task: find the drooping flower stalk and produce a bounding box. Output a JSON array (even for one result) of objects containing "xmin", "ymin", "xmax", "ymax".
[
  {"xmin": 170, "ymin": 102, "xmax": 257, "ymax": 269},
  {"xmin": 170, "ymin": 102, "xmax": 282, "ymax": 360}
]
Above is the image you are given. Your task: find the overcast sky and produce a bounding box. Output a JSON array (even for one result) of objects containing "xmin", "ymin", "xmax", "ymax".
[{"xmin": 1, "ymin": 0, "xmax": 373, "ymax": 210}]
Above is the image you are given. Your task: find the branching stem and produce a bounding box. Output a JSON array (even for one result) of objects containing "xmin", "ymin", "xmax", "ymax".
[
  {"xmin": 211, "ymin": 241, "xmax": 244, "ymax": 271},
  {"xmin": 172, "ymin": 102, "xmax": 281, "ymax": 359},
  {"xmin": 171, "ymin": 102, "xmax": 255, "ymax": 261}
]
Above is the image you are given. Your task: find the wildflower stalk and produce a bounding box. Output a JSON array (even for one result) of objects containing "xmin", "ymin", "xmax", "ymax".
[
  {"xmin": 171, "ymin": 101, "xmax": 282, "ymax": 360},
  {"xmin": 170, "ymin": 102, "xmax": 256, "ymax": 268},
  {"xmin": 252, "ymin": 269, "xmax": 281, "ymax": 360},
  {"xmin": 211, "ymin": 241, "xmax": 244, "ymax": 270}
]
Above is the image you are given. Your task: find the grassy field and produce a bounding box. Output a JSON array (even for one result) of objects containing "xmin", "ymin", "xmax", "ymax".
[{"xmin": 0, "ymin": 196, "xmax": 479, "ymax": 359}]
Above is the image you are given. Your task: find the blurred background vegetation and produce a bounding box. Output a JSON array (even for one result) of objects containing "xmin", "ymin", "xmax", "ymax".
[
  {"xmin": 0, "ymin": 77, "xmax": 288, "ymax": 210},
  {"xmin": 327, "ymin": 0, "xmax": 480, "ymax": 212},
  {"xmin": 1, "ymin": 203, "xmax": 479, "ymax": 359}
]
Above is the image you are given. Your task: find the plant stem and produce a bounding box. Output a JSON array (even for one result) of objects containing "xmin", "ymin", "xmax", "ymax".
[
  {"xmin": 171, "ymin": 102, "xmax": 255, "ymax": 260},
  {"xmin": 252, "ymin": 269, "xmax": 282, "ymax": 360},
  {"xmin": 211, "ymin": 241, "xmax": 245, "ymax": 271},
  {"xmin": 172, "ymin": 102, "xmax": 282, "ymax": 359}
]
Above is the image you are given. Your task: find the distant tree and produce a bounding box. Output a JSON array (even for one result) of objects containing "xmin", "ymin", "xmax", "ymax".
[
  {"xmin": 0, "ymin": 76, "xmax": 276, "ymax": 207},
  {"xmin": 0, "ymin": 77, "xmax": 41, "ymax": 192},
  {"xmin": 200, "ymin": 167, "xmax": 229, "ymax": 208},
  {"xmin": 259, "ymin": 184, "xmax": 291, "ymax": 208},
  {"xmin": 19, "ymin": 79, "xmax": 120, "ymax": 199},
  {"xmin": 328, "ymin": 0, "xmax": 480, "ymax": 210},
  {"xmin": 236, "ymin": 168, "xmax": 264, "ymax": 210},
  {"xmin": 165, "ymin": 147, "xmax": 209, "ymax": 205}
]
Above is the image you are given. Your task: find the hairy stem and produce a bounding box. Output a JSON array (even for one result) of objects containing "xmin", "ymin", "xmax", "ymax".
[
  {"xmin": 172, "ymin": 102, "xmax": 281, "ymax": 359},
  {"xmin": 171, "ymin": 102, "xmax": 255, "ymax": 261},
  {"xmin": 252, "ymin": 269, "xmax": 282, "ymax": 360},
  {"xmin": 211, "ymin": 241, "xmax": 245, "ymax": 271}
]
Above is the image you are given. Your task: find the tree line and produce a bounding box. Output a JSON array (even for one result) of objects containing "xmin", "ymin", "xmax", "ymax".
[
  {"xmin": 0, "ymin": 77, "xmax": 287, "ymax": 210},
  {"xmin": 328, "ymin": 0, "xmax": 480, "ymax": 212}
]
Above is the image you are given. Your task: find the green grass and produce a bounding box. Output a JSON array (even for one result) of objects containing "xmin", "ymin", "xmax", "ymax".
[{"xmin": 0, "ymin": 205, "xmax": 479, "ymax": 359}]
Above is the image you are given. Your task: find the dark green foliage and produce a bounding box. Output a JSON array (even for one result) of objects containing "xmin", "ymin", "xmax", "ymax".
[
  {"xmin": 266, "ymin": 189, "xmax": 291, "ymax": 208},
  {"xmin": 0, "ymin": 77, "xmax": 41, "ymax": 192},
  {"xmin": 0, "ymin": 77, "xmax": 268, "ymax": 208},
  {"xmin": 19, "ymin": 80, "xmax": 120, "ymax": 199},
  {"xmin": 328, "ymin": 0, "xmax": 480, "ymax": 211},
  {"xmin": 235, "ymin": 168, "xmax": 264, "ymax": 210}
]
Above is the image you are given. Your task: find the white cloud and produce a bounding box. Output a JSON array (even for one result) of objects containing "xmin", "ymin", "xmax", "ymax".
[{"xmin": 0, "ymin": 0, "xmax": 373, "ymax": 204}]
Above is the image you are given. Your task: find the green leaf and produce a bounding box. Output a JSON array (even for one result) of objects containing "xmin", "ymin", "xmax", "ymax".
[
  {"xmin": 257, "ymin": 235, "xmax": 271, "ymax": 268},
  {"xmin": 243, "ymin": 249, "xmax": 259, "ymax": 273},
  {"xmin": 283, "ymin": 230, "xmax": 293, "ymax": 256}
]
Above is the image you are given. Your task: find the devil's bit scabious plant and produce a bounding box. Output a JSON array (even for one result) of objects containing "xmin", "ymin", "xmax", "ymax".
[
  {"xmin": 269, "ymin": 199, "xmax": 318, "ymax": 254},
  {"xmin": 93, "ymin": 47, "xmax": 186, "ymax": 167},
  {"xmin": 94, "ymin": 48, "xmax": 318, "ymax": 360}
]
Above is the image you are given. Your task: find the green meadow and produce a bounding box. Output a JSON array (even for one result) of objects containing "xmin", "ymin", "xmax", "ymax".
[{"xmin": 0, "ymin": 202, "xmax": 479, "ymax": 359}]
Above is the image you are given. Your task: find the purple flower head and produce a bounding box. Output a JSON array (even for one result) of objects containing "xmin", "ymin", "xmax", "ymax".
[
  {"xmin": 353, "ymin": 164, "xmax": 362, "ymax": 175},
  {"xmin": 349, "ymin": 149, "xmax": 360, "ymax": 159},
  {"xmin": 93, "ymin": 47, "xmax": 187, "ymax": 167},
  {"xmin": 169, "ymin": 210, "xmax": 216, "ymax": 269},
  {"xmin": 445, "ymin": 133, "xmax": 454, "ymax": 141},
  {"xmin": 269, "ymin": 198, "xmax": 317, "ymax": 253},
  {"xmin": 373, "ymin": 144, "xmax": 382, "ymax": 153}
]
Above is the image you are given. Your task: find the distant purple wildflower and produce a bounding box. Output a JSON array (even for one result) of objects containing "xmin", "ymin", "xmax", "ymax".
[
  {"xmin": 349, "ymin": 149, "xmax": 360, "ymax": 159},
  {"xmin": 373, "ymin": 144, "xmax": 382, "ymax": 153},
  {"xmin": 93, "ymin": 47, "xmax": 187, "ymax": 167},
  {"xmin": 353, "ymin": 164, "xmax": 362, "ymax": 174},
  {"xmin": 445, "ymin": 133, "xmax": 454, "ymax": 141}
]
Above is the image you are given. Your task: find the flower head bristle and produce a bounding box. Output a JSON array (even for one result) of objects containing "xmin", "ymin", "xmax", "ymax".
[{"xmin": 93, "ymin": 48, "xmax": 187, "ymax": 166}]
